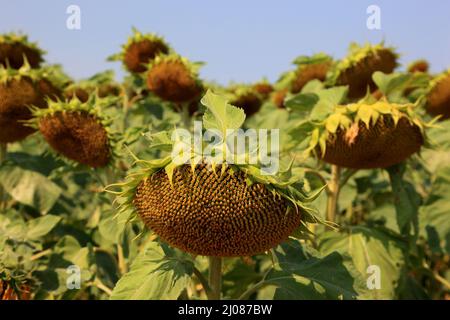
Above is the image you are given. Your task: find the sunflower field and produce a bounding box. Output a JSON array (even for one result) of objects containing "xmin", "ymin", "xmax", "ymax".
[{"xmin": 0, "ymin": 27, "xmax": 449, "ymax": 301}]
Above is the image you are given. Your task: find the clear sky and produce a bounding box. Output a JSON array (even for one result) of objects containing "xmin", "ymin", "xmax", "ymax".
[{"xmin": 1, "ymin": 0, "xmax": 449, "ymax": 84}]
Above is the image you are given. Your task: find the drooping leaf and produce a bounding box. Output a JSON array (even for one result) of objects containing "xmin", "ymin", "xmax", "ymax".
[
  {"xmin": 0, "ymin": 165, "xmax": 62, "ymax": 214},
  {"xmin": 386, "ymin": 163, "xmax": 421, "ymax": 235},
  {"xmin": 26, "ymin": 215, "xmax": 61, "ymax": 240},
  {"xmin": 261, "ymin": 240, "xmax": 361, "ymax": 300},
  {"xmin": 419, "ymin": 166, "xmax": 450, "ymax": 254},
  {"xmin": 318, "ymin": 226, "xmax": 407, "ymax": 299},
  {"xmin": 285, "ymin": 93, "xmax": 319, "ymax": 117},
  {"xmin": 110, "ymin": 241, "xmax": 194, "ymax": 300}
]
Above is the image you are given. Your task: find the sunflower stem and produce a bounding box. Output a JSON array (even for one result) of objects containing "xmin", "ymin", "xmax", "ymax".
[
  {"xmin": 0, "ymin": 143, "xmax": 7, "ymax": 210},
  {"xmin": 180, "ymin": 103, "xmax": 191, "ymax": 130},
  {"xmin": 326, "ymin": 165, "xmax": 341, "ymax": 227},
  {"xmin": 208, "ymin": 257, "xmax": 222, "ymax": 300}
]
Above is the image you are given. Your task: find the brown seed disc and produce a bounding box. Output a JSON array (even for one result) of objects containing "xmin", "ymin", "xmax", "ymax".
[
  {"xmin": 133, "ymin": 165, "xmax": 300, "ymax": 257},
  {"xmin": 124, "ymin": 39, "xmax": 169, "ymax": 73},
  {"xmin": 64, "ymin": 87, "xmax": 90, "ymax": 103},
  {"xmin": 426, "ymin": 74, "xmax": 450, "ymax": 120},
  {"xmin": 337, "ymin": 49, "xmax": 397, "ymax": 99},
  {"xmin": 291, "ymin": 62, "xmax": 331, "ymax": 94},
  {"xmin": 0, "ymin": 42, "xmax": 42, "ymax": 69},
  {"xmin": 39, "ymin": 111, "xmax": 110, "ymax": 168},
  {"xmin": 230, "ymin": 92, "xmax": 262, "ymax": 117},
  {"xmin": 147, "ymin": 60, "xmax": 203, "ymax": 103},
  {"xmin": 408, "ymin": 60, "xmax": 429, "ymax": 73},
  {"xmin": 272, "ymin": 89, "xmax": 288, "ymax": 109},
  {"xmin": 320, "ymin": 116, "xmax": 423, "ymax": 169},
  {"xmin": 0, "ymin": 77, "xmax": 60, "ymax": 143},
  {"xmin": 253, "ymin": 83, "xmax": 274, "ymax": 99}
]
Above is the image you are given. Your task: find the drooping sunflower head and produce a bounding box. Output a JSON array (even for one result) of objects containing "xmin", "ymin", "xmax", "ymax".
[
  {"xmin": 327, "ymin": 42, "xmax": 398, "ymax": 99},
  {"xmin": 291, "ymin": 53, "xmax": 333, "ymax": 94},
  {"xmin": 30, "ymin": 94, "xmax": 119, "ymax": 168},
  {"xmin": 0, "ymin": 62, "xmax": 62, "ymax": 143},
  {"xmin": 226, "ymin": 85, "xmax": 263, "ymax": 117},
  {"xmin": 146, "ymin": 54, "xmax": 204, "ymax": 104},
  {"xmin": 252, "ymin": 79, "xmax": 274, "ymax": 100},
  {"xmin": 64, "ymin": 70, "xmax": 122, "ymax": 102},
  {"xmin": 425, "ymin": 69, "xmax": 450, "ymax": 120},
  {"xmin": 0, "ymin": 32, "xmax": 45, "ymax": 69},
  {"xmin": 109, "ymin": 90, "xmax": 325, "ymax": 257},
  {"xmin": 110, "ymin": 28, "xmax": 171, "ymax": 73},
  {"xmin": 300, "ymin": 95, "xmax": 427, "ymax": 169},
  {"xmin": 271, "ymin": 88, "xmax": 289, "ymax": 109},
  {"xmin": 408, "ymin": 59, "xmax": 429, "ymax": 74}
]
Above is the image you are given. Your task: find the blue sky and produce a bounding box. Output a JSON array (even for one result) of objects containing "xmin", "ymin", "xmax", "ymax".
[{"xmin": 1, "ymin": 0, "xmax": 449, "ymax": 84}]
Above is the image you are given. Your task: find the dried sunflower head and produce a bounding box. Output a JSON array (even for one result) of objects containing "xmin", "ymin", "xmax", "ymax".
[
  {"xmin": 110, "ymin": 28, "xmax": 171, "ymax": 73},
  {"xmin": 0, "ymin": 32, "xmax": 45, "ymax": 69},
  {"xmin": 109, "ymin": 90, "xmax": 326, "ymax": 257},
  {"xmin": 30, "ymin": 94, "xmax": 119, "ymax": 168},
  {"xmin": 289, "ymin": 87, "xmax": 430, "ymax": 169},
  {"xmin": 0, "ymin": 62, "xmax": 61, "ymax": 143},
  {"xmin": 291, "ymin": 53, "xmax": 333, "ymax": 94},
  {"xmin": 146, "ymin": 54, "xmax": 204, "ymax": 104},
  {"xmin": 327, "ymin": 42, "xmax": 398, "ymax": 99},
  {"xmin": 425, "ymin": 69, "xmax": 450, "ymax": 119}
]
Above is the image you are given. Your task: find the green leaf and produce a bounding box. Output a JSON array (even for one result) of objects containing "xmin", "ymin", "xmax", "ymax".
[
  {"xmin": 261, "ymin": 240, "xmax": 361, "ymax": 300},
  {"xmin": 310, "ymin": 86, "xmax": 348, "ymax": 121},
  {"xmin": 285, "ymin": 93, "xmax": 319, "ymax": 117},
  {"xmin": 372, "ymin": 72, "xmax": 411, "ymax": 96},
  {"xmin": 419, "ymin": 166, "xmax": 450, "ymax": 254},
  {"xmin": 26, "ymin": 215, "xmax": 61, "ymax": 240},
  {"xmin": 318, "ymin": 226, "xmax": 406, "ymax": 299},
  {"xmin": 0, "ymin": 165, "xmax": 62, "ymax": 214},
  {"xmin": 53, "ymin": 236, "xmax": 92, "ymax": 270},
  {"xmin": 110, "ymin": 241, "xmax": 194, "ymax": 300},
  {"xmin": 386, "ymin": 163, "xmax": 421, "ymax": 235},
  {"xmin": 201, "ymin": 90, "xmax": 246, "ymax": 137}
]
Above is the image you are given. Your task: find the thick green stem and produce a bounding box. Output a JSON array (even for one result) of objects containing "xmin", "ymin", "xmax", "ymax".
[
  {"xmin": 0, "ymin": 143, "xmax": 7, "ymax": 210},
  {"xmin": 208, "ymin": 257, "xmax": 222, "ymax": 300},
  {"xmin": 326, "ymin": 165, "xmax": 341, "ymax": 227}
]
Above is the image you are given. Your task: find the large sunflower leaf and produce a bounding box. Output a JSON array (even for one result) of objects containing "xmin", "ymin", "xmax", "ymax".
[
  {"xmin": 201, "ymin": 90, "xmax": 246, "ymax": 138},
  {"xmin": 110, "ymin": 241, "xmax": 194, "ymax": 300},
  {"xmin": 318, "ymin": 226, "xmax": 407, "ymax": 299},
  {"xmin": 260, "ymin": 239, "xmax": 363, "ymax": 300}
]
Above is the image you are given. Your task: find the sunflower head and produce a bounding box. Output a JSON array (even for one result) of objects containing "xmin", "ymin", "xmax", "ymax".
[
  {"xmin": 327, "ymin": 42, "xmax": 398, "ymax": 99},
  {"xmin": 64, "ymin": 70, "xmax": 122, "ymax": 102},
  {"xmin": 109, "ymin": 90, "xmax": 326, "ymax": 257},
  {"xmin": 0, "ymin": 32, "xmax": 45, "ymax": 69},
  {"xmin": 226, "ymin": 85, "xmax": 264, "ymax": 117},
  {"xmin": 408, "ymin": 59, "xmax": 429, "ymax": 73},
  {"xmin": 30, "ymin": 94, "xmax": 119, "ymax": 168},
  {"xmin": 288, "ymin": 87, "xmax": 429, "ymax": 169},
  {"xmin": 425, "ymin": 69, "xmax": 450, "ymax": 119},
  {"xmin": 146, "ymin": 54, "xmax": 204, "ymax": 104},
  {"xmin": 291, "ymin": 53, "xmax": 333, "ymax": 93},
  {"xmin": 110, "ymin": 28, "xmax": 171, "ymax": 73},
  {"xmin": 0, "ymin": 62, "xmax": 62, "ymax": 143},
  {"xmin": 252, "ymin": 79, "xmax": 274, "ymax": 99}
]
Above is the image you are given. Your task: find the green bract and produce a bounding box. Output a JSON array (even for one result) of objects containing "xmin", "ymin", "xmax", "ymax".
[{"xmin": 0, "ymin": 32, "xmax": 45, "ymax": 55}]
